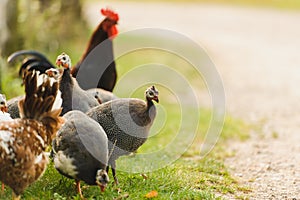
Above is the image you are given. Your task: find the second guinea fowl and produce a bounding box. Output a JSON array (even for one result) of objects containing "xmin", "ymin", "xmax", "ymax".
[
  {"xmin": 86, "ymin": 85, "xmax": 159, "ymax": 184},
  {"xmin": 0, "ymin": 94, "xmax": 12, "ymax": 121},
  {"xmin": 52, "ymin": 110, "xmax": 109, "ymax": 198},
  {"xmin": 55, "ymin": 52, "xmax": 100, "ymax": 115}
]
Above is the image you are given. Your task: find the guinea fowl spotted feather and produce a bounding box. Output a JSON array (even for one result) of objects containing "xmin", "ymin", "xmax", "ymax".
[
  {"xmin": 86, "ymin": 85, "xmax": 159, "ymax": 184},
  {"xmin": 0, "ymin": 70, "xmax": 63, "ymax": 199},
  {"xmin": 52, "ymin": 110, "xmax": 109, "ymax": 198}
]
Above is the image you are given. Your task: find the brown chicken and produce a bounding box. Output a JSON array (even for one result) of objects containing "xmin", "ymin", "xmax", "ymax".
[{"xmin": 0, "ymin": 70, "xmax": 64, "ymax": 200}]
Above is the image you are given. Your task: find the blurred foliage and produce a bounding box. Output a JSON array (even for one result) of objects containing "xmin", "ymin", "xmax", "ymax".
[
  {"xmin": 105, "ymin": 0, "xmax": 300, "ymax": 10},
  {"xmin": 0, "ymin": 0, "xmax": 90, "ymax": 97}
]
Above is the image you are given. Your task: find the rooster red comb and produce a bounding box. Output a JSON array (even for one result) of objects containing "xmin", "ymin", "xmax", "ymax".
[{"xmin": 101, "ymin": 8, "xmax": 119, "ymax": 21}]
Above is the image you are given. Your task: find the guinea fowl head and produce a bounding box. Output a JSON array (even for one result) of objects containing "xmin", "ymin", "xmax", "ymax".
[
  {"xmin": 145, "ymin": 85, "xmax": 159, "ymax": 103},
  {"xmin": 101, "ymin": 8, "xmax": 119, "ymax": 39},
  {"xmin": 95, "ymin": 169, "xmax": 109, "ymax": 192},
  {"xmin": 45, "ymin": 68, "xmax": 63, "ymax": 80},
  {"xmin": 0, "ymin": 94, "xmax": 8, "ymax": 113},
  {"xmin": 56, "ymin": 53, "xmax": 71, "ymax": 69}
]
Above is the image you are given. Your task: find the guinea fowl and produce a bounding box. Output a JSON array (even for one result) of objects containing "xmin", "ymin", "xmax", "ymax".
[
  {"xmin": 7, "ymin": 96, "xmax": 23, "ymax": 119},
  {"xmin": 71, "ymin": 8, "xmax": 119, "ymax": 92},
  {"xmin": 52, "ymin": 110, "xmax": 109, "ymax": 198},
  {"xmin": 86, "ymin": 85, "xmax": 159, "ymax": 184},
  {"xmin": 0, "ymin": 94, "xmax": 12, "ymax": 121},
  {"xmin": 6, "ymin": 51, "xmax": 100, "ymax": 116},
  {"xmin": 0, "ymin": 93, "xmax": 11, "ymax": 192},
  {"xmin": 0, "ymin": 70, "xmax": 64, "ymax": 200},
  {"xmin": 55, "ymin": 52, "xmax": 100, "ymax": 115}
]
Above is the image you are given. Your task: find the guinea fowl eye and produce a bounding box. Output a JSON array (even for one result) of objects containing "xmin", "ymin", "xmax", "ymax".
[
  {"xmin": 62, "ymin": 57, "xmax": 66, "ymax": 61},
  {"xmin": 53, "ymin": 71, "xmax": 58, "ymax": 75},
  {"xmin": 0, "ymin": 102, "xmax": 4, "ymax": 105},
  {"xmin": 148, "ymin": 91, "xmax": 154, "ymax": 96}
]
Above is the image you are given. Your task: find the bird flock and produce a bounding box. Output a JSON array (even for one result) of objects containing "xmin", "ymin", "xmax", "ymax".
[{"xmin": 0, "ymin": 7, "xmax": 159, "ymax": 200}]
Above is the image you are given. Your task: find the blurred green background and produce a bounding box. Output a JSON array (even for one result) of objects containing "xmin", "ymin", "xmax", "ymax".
[{"xmin": 1, "ymin": 0, "xmax": 300, "ymax": 97}]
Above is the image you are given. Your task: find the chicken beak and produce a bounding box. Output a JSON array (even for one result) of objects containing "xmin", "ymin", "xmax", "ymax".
[{"xmin": 0, "ymin": 106, "xmax": 8, "ymax": 113}]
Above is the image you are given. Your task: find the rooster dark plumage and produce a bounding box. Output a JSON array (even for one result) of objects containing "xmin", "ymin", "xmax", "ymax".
[{"xmin": 71, "ymin": 8, "xmax": 119, "ymax": 92}]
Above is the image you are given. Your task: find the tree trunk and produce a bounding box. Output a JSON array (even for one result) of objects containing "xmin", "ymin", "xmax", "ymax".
[{"xmin": 1, "ymin": 0, "xmax": 23, "ymax": 57}]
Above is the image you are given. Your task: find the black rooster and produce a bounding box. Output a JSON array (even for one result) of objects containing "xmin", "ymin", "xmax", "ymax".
[{"xmin": 71, "ymin": 8, "xmax": 119, "ymax": 92}]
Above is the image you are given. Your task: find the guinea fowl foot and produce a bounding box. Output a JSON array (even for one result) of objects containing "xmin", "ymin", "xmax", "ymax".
[
  {"xmin": 12, "ymin": 192, "xmax": 20, "ymax": 200},
  {"xmin": 76, "ymin": 181, "xmax": 85, "ymax": 200},
  {"xmin": 111, "ymin": 168, "xmax": 119, "ymax": 185},
  {"xmin": 114, "ymin": 177, "xmax": 119, "ymax": 185}
]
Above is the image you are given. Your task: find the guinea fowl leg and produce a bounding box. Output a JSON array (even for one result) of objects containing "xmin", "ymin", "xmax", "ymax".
[
  {"xmin": 111, "ymin": 161, "xmax": 119, "ymax": 185},
  {"xmin": 1, "ymin": 183, "xmax": 4, "ymax": 193},
  {"xmin": 76, "ymin": 180, "xmax": 84, "ymax": 199}
]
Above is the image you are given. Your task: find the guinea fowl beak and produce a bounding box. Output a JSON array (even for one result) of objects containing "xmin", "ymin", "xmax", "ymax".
[
  {"xmin": 45, "ymin": 69, "xmax": 53, "ymax": 77},
  {"xmin": 100, "ymin": 185, "xmax": 105, "ymax": 192},
  {"xmin": 56, "ymin": 60, "xmax": 69, "ymax": 69},
  {"xmin": 98, "ymin": 184, "xmax": 106, "ymax": 192},
  {"xmin": 153, "ymin": 96, "xmax": 159, "ymax": 103},
  {"xmin": 56, "ymin": 60, "xmax": 62, "ymax": 67}
]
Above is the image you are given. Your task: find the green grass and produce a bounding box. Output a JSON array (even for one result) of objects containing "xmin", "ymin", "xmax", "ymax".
[
  {"xmin": 1, "ymin": 111, "xmax": 251, "ymax": 200},
  {"xmin": 1, "ymin": 22, "xmax": 252, "ymax": 200}
]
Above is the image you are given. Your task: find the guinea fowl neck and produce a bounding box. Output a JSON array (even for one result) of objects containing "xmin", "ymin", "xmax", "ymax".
[
  {"xmin": 60, "ymin": 68, "xmax": 74, "ymax": 115},
  {"xmin": 146, "ymin": 98, "xmax": 155, "ymax": 112}
]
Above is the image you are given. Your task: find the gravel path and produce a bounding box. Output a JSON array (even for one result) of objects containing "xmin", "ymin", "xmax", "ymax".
[{"xmin": 84, "ymin": 2, "xmax": 300, "ymax": 199}]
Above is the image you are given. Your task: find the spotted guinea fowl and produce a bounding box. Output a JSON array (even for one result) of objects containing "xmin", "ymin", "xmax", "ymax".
[
  {"xmin": 55, "ymin": 52, "xmax": 100, "ymax": 115},
  {"xmin": 0, "ymin": 70, "xmax": 64, "ymax": 200},
  {"xmin": 71, "ymin": 8, "xmax": 119, "ymax": 92},
  {"xmin": 0, "ymin": 94, "xmax": 12, "ymax": 121},
  {"xmin": 7, "ymin": 96, "xmax": 24, "ymax": 119},
  {"xmin": 86, "ymin": 85, "xmax": 159, "ymax": 184},
  {"xmin": 52, "ymin": 110, "xmax": 109, "ymax": 198}
]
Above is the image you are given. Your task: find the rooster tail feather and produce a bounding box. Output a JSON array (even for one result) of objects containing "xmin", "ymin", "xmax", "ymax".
[
  {"xmin": 8, "ymin": 50, "xmax": 55, "ymax": 77},
  {"xmin": 18, "ymin": 70, "xmax": 64, "ymax": 133}
]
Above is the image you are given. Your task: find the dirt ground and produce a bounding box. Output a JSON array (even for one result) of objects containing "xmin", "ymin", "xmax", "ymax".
[{"xmin": 84, "ymin": 2, "xmax": 300, "ymax": 199}]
